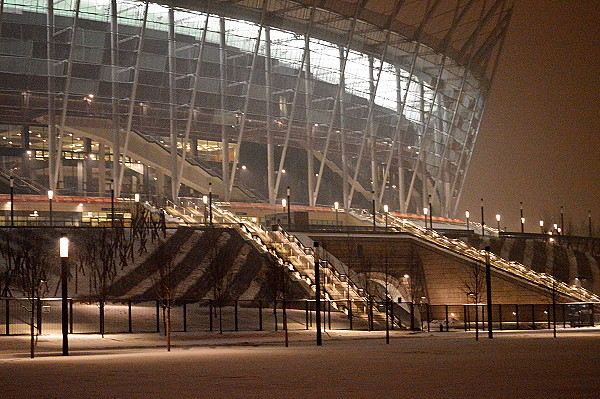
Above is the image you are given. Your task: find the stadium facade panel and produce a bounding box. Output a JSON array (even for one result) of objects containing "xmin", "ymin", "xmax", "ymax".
[{"xmin": 0, "ymin": 0, "xmax": 511, "ymax": 216}]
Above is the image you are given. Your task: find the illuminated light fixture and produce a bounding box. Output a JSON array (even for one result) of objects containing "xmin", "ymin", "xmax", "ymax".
[
  {"xmin": 553, "ymin": 223, "xmax": 558, "ymax": 230},
  {"xmin": 465, "ymin": 210, "xmax": 470, "ymax": 218},
  {"xmin": 496, "ymin": 214, "xmax": 501, "ymax": 222},
  {"xmin": 540, "ymin": 220, "xmax": 544, "ymax": 227},
  {"xmin": 202, "ymin": 195, "xmax": 208, "ymax": 205},
  {"xmin": 423, "ymin": 207, "xmax": 428, "ymax": 215},
  {"xmin": 334, "ymin": 201, "xmax": 339, "ymax": 210},
  {"xmin": 134, "ymin": 193, "xmax": 140, "ymax": 203},
  {"xmin": 59, "ymin": 236, "xmax": 69, "ymax": 258},
  {"xmin": 403, "ymin": 274, "xmax": 409, "ymax": 279},
  {"xmin": 78, "ymin": 203, "xmax": 83, "ymax": 207},
  {"xmin": 521, "ymin": 217, "xmax": 525, "ymax": 224},
  {"xmin": 47, "ymin": 190, "xmax": 54, "ymax": 200},
  {"xmin": 383, "ymin": 204, "xmax": 389, "ymax": 213},
  {"xmin": 281, "ymin": 169, "xmax": 286, "ymax": 173},
  {"xmin": 241, "ymin": 165, "xmax": 247, "ymax": 170},
  {"xmin": 281, "ymin": 198, "xmax": 287, "ymax": 208}
]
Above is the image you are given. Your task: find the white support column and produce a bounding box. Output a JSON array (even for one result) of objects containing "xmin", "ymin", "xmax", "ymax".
[
  {"xmin": 54, "ymin": 0, "xmax": 81, "ymax": 191},
  {"xmin": 219, "ymin": 17, "xmax": 230, "ymax": 201},
  {"xmin": 46, "ymin": 0, "xmax": 56, "ymax": 192},
  {"xmin": 404, "ymin": 55, "xmax": 448, "ymax": 213},
  {"xmin": 274, "ymin": 10, "xmax": 313, "ymax": 198},
  {"xmin": 265, "ymin": 28, "xmax": 275, "ymax": 204},
  {"xmin": 110, "ymin": 0, "xmax": 120, "ymax": 194},
  {"xmin": 98, "ymin": 142, "xmax": 106, "ymax": 194},
  {"xmin": 116, "ymin": 0, "xmax": 148, "ymax": 197},
  {"xmin": 378, "ymin": 44, "xmax": 419, "ymax": 208},
  {"xmin": 227, "ymin": 5, "xmax": 269, "ymax": 197},
  {"xmin": 167, "ymin": 7, "xmax": 178, "ymax": 201},
  {"xmin": 175, "ymin": 10, "xmax": 210, "ymax": 200},
  {"xmin": 304, "ymin": 35, "xmax": 314, "ymax": 206}
]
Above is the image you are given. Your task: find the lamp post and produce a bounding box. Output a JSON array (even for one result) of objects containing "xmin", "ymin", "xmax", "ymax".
[
  {"xmin": 281, "ymin": 198, "xmax": 288, "ymax": 228},
  {"xmin": 480, "ymin": 198, "xmax": 485, "ymax": 236},
  {"xmin": 334, "ymin": 201, "xmax": 339, "ymax": 228},
  {"xmin": 560, "ymin": 206, "xmax": 564, "ymax": 234},
  {"xmin": 383, "ymin": 204, "xmax": 389, "ymax": 231},
  {"xmin": 485, "ymin": 246, "xmax": 493, "ymax": 339},
  {"xmin": 371, "ymin": 191, "xmax": 376, "ymax": 232},
  {"xmin": 60, "ymin": 235, "xmax": 69, "ymax": 356},
  {"xmin": 208, "ymin": 182, "xmax": 213, "ymax": 226},
  {"xmin": 520, "ymin": 202, "xmax": 524, "ymax": 233},
  {"xmin": 286, "ymin": 186, "xmax": 291, "ymax": 229},
  {"xmin": 110, "ymin": 178, "xmax": 115, "ymax": 227},
  {"xmin": 428, "ymin": 194, "xmax": 433, "ymax": 231},
  {"xmin": 48, "ymin": 190, "xmax": 54, "ymax": 227},
  {"xmin": 9, "ymin": 175, "xmax": 14, "ymax": 226},
  {"xmin": 589, "ymin": 211, "xmax": 592, "ymax": 237},
  {"xmin": 465, "ymin": 210, "xmax": 470, "ymax": 231},
  {"xmin": 202, "ymin": 194, "xmax": 208, "ymax": 222},
  {"xmin": 314, "ymin": 241, "xmax": 322, "ymax": 346},
  {"xmin": 496, "ymin": 214, "xmax": 501, "ymax": 232},
  {"xmin": 423, "ymin": 207, "xmax": 429, "ymax": 230}
]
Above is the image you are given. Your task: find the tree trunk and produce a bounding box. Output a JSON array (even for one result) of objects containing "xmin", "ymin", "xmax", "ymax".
[
  {"xmin": 166, "ymin": 303, "xmax": 171, "ymax": 352},
  {"xmin": 30, "ymin": 301, "xmax": 35, "ymax": 359},
  {"xmin": 283, "ymin": 298, "xmax": 288, "ymax": 347}
]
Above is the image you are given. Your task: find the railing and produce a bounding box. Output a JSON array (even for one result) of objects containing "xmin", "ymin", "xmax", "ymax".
[{"xmin": 352, "ymin": 209, "xmax": 600, "ymax": 303}]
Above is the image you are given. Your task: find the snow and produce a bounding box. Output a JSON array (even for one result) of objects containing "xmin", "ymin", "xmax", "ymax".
[{"xmin": 1, "ymin": 329, "xmax": 599, "ymax": 398}]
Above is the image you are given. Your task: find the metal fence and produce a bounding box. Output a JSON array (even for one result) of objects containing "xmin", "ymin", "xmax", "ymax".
[{"xmin": 1, "ymin": 298, "xmax": 597, "ymax": 336}]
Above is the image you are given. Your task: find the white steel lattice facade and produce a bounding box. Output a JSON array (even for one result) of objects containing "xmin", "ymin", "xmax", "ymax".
[{"xmin": 0, "ymin": 0, "xmax": 512, "ymax": 217}]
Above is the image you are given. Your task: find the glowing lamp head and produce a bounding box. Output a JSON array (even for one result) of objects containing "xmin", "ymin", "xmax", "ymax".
[
  {"xmin": 423, "ymin": 207, "xmax": 429, "ymax": 215},
  {"xmin": 496, "ymin": 214, "xmax": 501, "ymax": 222},
  {"xmin": 59, "ymin": 236, "xmax": 69, "ymax": 258},
  {"xmin": 553, "ymin": 223, "xmax": 558, "ymax": 229},
  {"xmin": 134, "ymin": 193, "xmax": 140, "ymax": 203},
  {"xmin": 334, "ymin": 201, "xmax": 339, "ymax": 210},
  {"xmin": 383, "ymin": 204, "xmax": 389, "ymax": 213},
  {"xmin": 202, "ymin": 195, "xmax": 208, "ymax": 205},
  {"xmin": 521, "ymin": 217, "xmax": 525, "ymax": 224},
  {"xmin": 281, "ymin": 198, "xmax": 287, "ymax": 208},
  {"xmin": 47, "ymin": 190, "xmax": 54, "ymax": 200},
  {"xmin": 539, "ymin": 220, "xmax": 544, "ymax": 227},
  {"xmin": 404, "ymin": 274, "xmax": 410, "ymax": 279},
  {"xmin": 465, "ymin": 210, "xmax": 470, "ymax": 219}
]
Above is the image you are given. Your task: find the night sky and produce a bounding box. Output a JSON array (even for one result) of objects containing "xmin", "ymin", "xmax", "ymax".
[{"xmin": 461, "ymin": 0, "xmax": 599, "ymax": 233}]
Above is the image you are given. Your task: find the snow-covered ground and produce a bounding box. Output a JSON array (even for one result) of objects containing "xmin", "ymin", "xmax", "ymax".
[{"xmin": 1, "ymin": 328, "xmax": 599, "ymax": 398}]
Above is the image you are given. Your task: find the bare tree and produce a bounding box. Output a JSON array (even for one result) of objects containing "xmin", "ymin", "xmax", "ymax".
[
  {"xmin": 0, "ymin": 232, "xmax": 51, "ymax": 358},
  {"xmin": 463, "ymin": 261, "xmax": 485, "ymax": 340},
  {"xmin": 151, "ymin": 247, "xmax": 177, "ymax": 351},
  {"xmin": 204, "ymin": 243, "xmax": 233, "ymax": 334},
  {"xmin": 264, "ymin": 256, "xmax": 294, "ymax": 346}
]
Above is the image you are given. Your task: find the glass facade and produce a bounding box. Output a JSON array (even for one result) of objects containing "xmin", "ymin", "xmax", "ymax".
[{"xmin": 0, "ymin": 0, "xmax": 506, "ymax": 216}]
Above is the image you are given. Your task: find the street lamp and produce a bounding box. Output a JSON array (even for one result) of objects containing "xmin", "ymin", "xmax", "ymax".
[
  {"xmin": 589, "ymin": 211, "xmax": 592, "ymax": 237},
  {"xmin": 202, "ymin": 194, "xmax": 208, "ymax": 222},
  {"xmin": 496, "ymin": 214, "xmax": 501, "ymax": 232},
  {"xmin": 480, "ymin": 198, "xmax": 485, "ymax": 237},
  {"xmin": 9, "ymin": 175, "xmax": 14, "ymax": 226},
  {"xmin": 540, "ymin": 220, "xmax": 545, "ymax": 233},
  {"xmin": 59, "ymin": 235, "xmax": 69, "ymax": 356},
  {"xmin": 423, "ymin": 207, "xmax": 429, "ymax": 230},
  {"xmin": 334, "ymin": 201, "xmax": 339, "ymax": 228},
  {"xmin": 371, "ymin": 191, "xmax": 376, "ymax": 232},
  {"xmin": 286, "ymin": 186, "xmax": 291, "ymax": 230},
  {"xmin": 134, "ymin": 193, "xmax": 140, "ymax": 203},
  {"xmin": 48, "ymin": 190, "xmax": 54, "ymax": 227},
  {"xmin": 383, "ymin": 204, "xmax": 389, "ymax": 231},
  {"xmin": 465, "ymin": 210, "xmax": 470, "ymax": 231},
  {"xmin": 520, "ymin": 202, "xmax": 524, "ymax": 233},
  {"xmin": 208, "ymin": 182, "xmax": 213, "ymax": 226},
  {"xmin": 428, "ymin": 194, "xmax": 433, "ymax": 232}
]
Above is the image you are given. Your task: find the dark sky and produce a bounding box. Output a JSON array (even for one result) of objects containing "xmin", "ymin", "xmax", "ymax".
[{"xmin": 460, "ymin": 0, "xmax": 600, "ymax": 233}]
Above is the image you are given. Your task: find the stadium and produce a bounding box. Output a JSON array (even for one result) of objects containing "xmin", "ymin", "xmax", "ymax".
[
  {"xmin": 0, "ymin": 0, "xmax": 599, "ymax": 342},
  {"xmin": 0, "ymin": 0, "xmax": 512, "ymax": 216}
]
